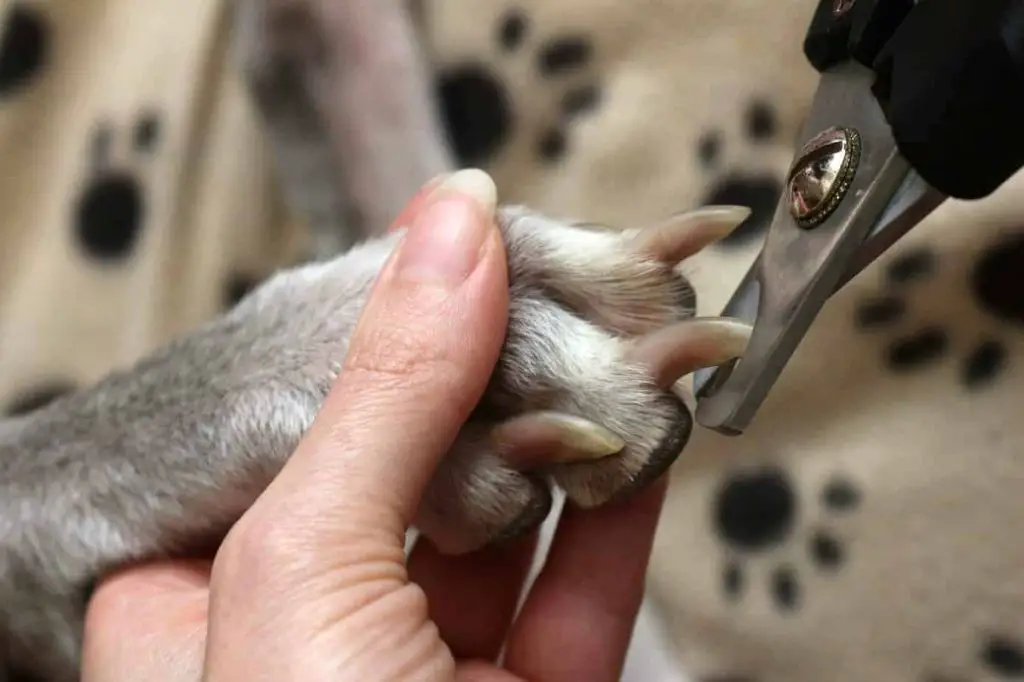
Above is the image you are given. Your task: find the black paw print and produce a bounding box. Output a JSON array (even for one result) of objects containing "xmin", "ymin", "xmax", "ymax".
[
  {"xmin": 0, "ymin": 3, "xmax": 50, "ymax": 97},
  {"xmin": 981, "ymin": 636, "xmax": 1024, "ymax": 679},
  {"xmin": 2, "ymin": 379, "xmax": 77, "ymax": 416},
  {"xmin": 223, "ymin": 273, "xmax": 264, "ymax": 310},
  {"xmin": 854, "ymin": 232, "xmax": 1024, "ymax": 389},
  {"xmin": 698, "ymin": 99, "xmax": 785, "ymax": 249},
  {"xmin": 927, "ymin": 634, "xmax": 1024, "ymax": 681},
  {"xmin": 436, "ymin": 7, "xmax": 601, "ymax": 166},
  {"xmin": 713, "ymin": 466, "xmax": 861, "ymax": 613},
  {"xmin": 73, "ymin": 110, "xmax": 162, "ymax": 263}
]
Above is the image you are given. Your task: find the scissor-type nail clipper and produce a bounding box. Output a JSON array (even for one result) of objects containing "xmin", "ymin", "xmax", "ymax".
[{"xmin": 694, "ymin": 0, "xmax": 1024, "ymax": 436}]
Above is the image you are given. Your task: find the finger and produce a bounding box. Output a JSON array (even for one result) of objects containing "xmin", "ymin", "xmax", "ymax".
[
  {"xmin": 455, "ymin": 661, "xmax": 524, "ymax": 682},
  {"xmin": 502, "ymin": 478, "xmax": 668, "ymax": 682},
  {"xmin": 389, "ymin": 173, "xmax": 449, "ymax": 231},
  {"xmin": 246, "ymin": 168, "xmax": 509, "ymax": 544},
  {"xmin": 204, "ymin": 170, "xmax": 509, "ymax": 681},
  {"xmin": 408, "ymin": 532, "xmax": 538, "ymax": 661},
  {"xmin": 82, "ymin": 561, "xmax": 213, "ymax": 682}
]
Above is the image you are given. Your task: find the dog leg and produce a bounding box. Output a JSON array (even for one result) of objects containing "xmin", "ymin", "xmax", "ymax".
[
  {"xmin": 0, "ymin": 201, "xmax": 750, "ymax": 680},
  {"xmin": 233, "ymin": 0, "xmax": 454, "ymax": 257}
]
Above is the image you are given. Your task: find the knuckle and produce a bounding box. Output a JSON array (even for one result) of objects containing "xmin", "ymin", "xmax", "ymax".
[
  {"xmin": 213, "ymin": 510, "xmax": 328, "ymax": 602},
  {"xmin": 216, "ymin": 511, "xmax": 298, "ymax": 585},
  {"xmin": 344, "ymin": 315, "xmax": 464, "ymax": 390}
]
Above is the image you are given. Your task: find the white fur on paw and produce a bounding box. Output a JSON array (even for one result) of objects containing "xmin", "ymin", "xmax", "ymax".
[{"xmin": 414, "ymin": 205, "xmax": 754, "ymax": 553}]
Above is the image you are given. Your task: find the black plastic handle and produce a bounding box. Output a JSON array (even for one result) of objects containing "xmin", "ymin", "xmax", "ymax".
[
  {"xmin": 805, "ymin": 0, "xmax": 1024, "ymax": 201},
  {"xmin": 872, "ymin": 0, "xmax": 1024, "ymax": 200},
  {"xmin": 803, "ymin": 0, "xmax": 860, "ymax": 71},
  {"xmin": 804, "ymin": 0, "xmax": 913, "ymax": 72}
]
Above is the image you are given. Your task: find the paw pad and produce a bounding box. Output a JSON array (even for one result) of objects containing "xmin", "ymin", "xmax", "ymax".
[
  {"xmin": 713, "ymin": 466, "xmax": 861, "ymax": 612},
  {"xmin": 436, "ymin": 7, "xmax": 601, "ymax": 166}
]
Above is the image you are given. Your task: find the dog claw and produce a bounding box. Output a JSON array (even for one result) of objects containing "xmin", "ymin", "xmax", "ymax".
[
  {"xmin": 627, "ymin": 317, "xmax": 753, "ymax": 387},
  {"xmin": 629, "ymin": 205, "xmax": 752, "ymax": 263},
  {"xmin": 491, "ymin": 411, "xmax": 625, "ymax": 467}
]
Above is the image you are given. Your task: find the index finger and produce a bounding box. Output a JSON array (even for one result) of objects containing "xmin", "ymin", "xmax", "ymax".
[{"xmin": 501, "ymin": 478, "xmax": 668, "ymax": 682}]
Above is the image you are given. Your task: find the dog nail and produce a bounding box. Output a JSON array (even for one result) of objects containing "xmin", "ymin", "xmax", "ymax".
[
  {"xmin": 630, "ymin": 205, "xmax": 753, "ymax": 262},
  {"xmin": 627, "ymin": 316, "xmax": 752, "ymax": 387},
  {"xmin": 491, "ymin": 411, "xmax": 625, "ymax": 466}
]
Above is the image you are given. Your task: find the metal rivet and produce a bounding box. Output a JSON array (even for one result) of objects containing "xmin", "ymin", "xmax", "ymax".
[
  {"xmin": 833, "ymin": 0, "xmax": 856, "ymax": 16},
  {"xmin": 786, "ymin": 126, "xmax": 861, "ymax": 229}
]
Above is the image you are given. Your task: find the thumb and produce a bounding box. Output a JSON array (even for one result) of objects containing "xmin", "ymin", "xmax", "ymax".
[
  {"xmin": 203, "ymin": 170, "xmax": 508, "ymax": 681},
  {"xmin": 228, "ymin": 167, "xmax": 509, "ymax": 561}
]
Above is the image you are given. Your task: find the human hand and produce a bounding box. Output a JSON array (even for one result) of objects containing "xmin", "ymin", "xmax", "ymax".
[{"xmin": 81, "ymin": 169, "xmax": 668, "ymax": 682}]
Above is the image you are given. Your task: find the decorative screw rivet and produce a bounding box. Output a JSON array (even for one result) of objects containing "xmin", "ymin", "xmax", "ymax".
[
  {"xmin": 833, "ymin": 0, "xmax": 856, "ymax": 16},
  {"xmin": 786, "ymin": 126, "xmax": 861, "ymax": 229}
]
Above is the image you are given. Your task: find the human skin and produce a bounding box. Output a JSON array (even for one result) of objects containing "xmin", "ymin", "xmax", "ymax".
[{"xmin": 80, "ymin": 173, "xmax": 667, "ymax": 682}]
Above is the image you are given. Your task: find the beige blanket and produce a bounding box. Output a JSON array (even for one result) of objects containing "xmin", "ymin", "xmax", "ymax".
[{"xmin": 4, "ymin": 1, "xmax": 1024, "ymax": 680}]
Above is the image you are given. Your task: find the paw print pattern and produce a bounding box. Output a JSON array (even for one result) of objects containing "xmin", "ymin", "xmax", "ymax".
[
  {"xmin": 223, "ymin": 273, "xmax": 265, "ymax": 310},
  {"xmin": 927, "ymin": 634, "xmax": 1024, "ymax": 681},
  {"xmin": 982, "ymin": 636, "xmax": 1024, "ymax": 679},
  {"xmin": 854, "ymin": 232, "xmax": 1024, "ymax": 389},
  {"xmin": 2, "ymin": 379, "xmax": 77, "ymax": 416},
  {"xmin": 73, "ymin": 111, "xmax": 162, "ymax": 262},
  {"xmin": 436, "ymin": 7, "xmax": 601, "ymax": 166},
  {"xmin": 0, "ymin": 3, "xmax": 50, "ymax": 96},
  {"xmin": 698, "ymin": 99, "xmax": 785, "ymax": 249},
  {"xmin": 713, "ymin": 466, "xmax": 861, "ymax": 612}
]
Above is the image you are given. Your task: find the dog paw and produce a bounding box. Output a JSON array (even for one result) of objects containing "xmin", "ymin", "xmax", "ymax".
[
  {"xmin": 223, "ymin": 201, "xmax": 751, "ymax": 555},
  {"xmin": 414, "ymin": 204, "xmax": 753, "ymax": 553},
  {"xmin": 0, "ymin": 200, "xmax": 753, "ymax": 682}
]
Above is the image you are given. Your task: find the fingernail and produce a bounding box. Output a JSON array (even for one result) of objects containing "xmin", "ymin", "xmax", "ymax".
[
  {"xmin": 429, "ymin": 168, "xmax": 497, "ymax": 214},
  {"xmin": 395, "ymin": 169, "xmax": 497, "ymax": 285},
  {"xmin": 420, "ymin": 172, "xmax": 451, "ymax": 196}
]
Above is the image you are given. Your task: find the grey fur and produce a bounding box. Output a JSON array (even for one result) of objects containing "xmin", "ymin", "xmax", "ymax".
[
  {"xmin": 0, "ymin": 2, "xmax": 716, "ymax": 679},
  {"xmin": 0, "ymin": 207, "xmax": 703, "ymax": 681},
  {"xmin": 233, "ymin": 0, "xmax": 454, "ymax": 257}
]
